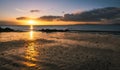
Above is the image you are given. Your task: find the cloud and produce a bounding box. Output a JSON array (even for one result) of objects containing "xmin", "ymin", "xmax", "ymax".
[
  {"xmin": 61, "ymin": 7, "xmax": 120, "ymax": 22},
  {"xmin": 16, "ymin": 17, "xmax": 30, "ymax": 20},
  {"xmin": 16, "ymin": 16, "xmax": 62, "ymax": 21},
  {"xmin": 72, "ymin": 9, "xmax": 82, "ymax": 15},
  {"xmin": 30, "ymin": 10, "xmax": 40, "ymax": 13},
  {"xmin": 15, "ymin": 8, "xmax": 26, "ymax": 12},
  {"xmin": 38, "ymin": 16, "xmax": 62, "ymax": 21},
  {"xmin": 16, "ymin": 7, "xmax": 120, "ymax": 24}
]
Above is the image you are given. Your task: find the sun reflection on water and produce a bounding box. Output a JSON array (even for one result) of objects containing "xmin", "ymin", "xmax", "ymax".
[
  {"xmin": 30, "ymin": 25, "xmax": 33, "ymax": 30},
  {"xmin": 30, "ymin": 30, "xmax": 34, "ymax": 40},
  {"xmin": 25, "ymin": 42, "xmax": 37, "ymax": 61},
  {"xmin": 24, "ymin": 42, "xmax": 38, "ymax": 67},
  {"xmin": 29, "ymin": 25, "xmax": 34, "ymax": 40},
  {"xmin": 23, "ymin": 26, "xmax": 38, "ymax": 67}
]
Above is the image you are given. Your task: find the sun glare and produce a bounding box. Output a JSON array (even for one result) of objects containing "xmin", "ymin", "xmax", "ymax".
[{"xmin": 28, "ymin": 20, "xmax": 35, "ymax": 25}]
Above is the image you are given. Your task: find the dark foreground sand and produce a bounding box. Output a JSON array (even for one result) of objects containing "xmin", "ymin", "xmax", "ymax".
[{"xmin": 0, "ymin": 32, "xmax": 120, "ymax": 70}]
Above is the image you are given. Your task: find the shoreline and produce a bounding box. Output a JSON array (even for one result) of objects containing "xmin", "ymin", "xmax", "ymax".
[{"xmin": 0, "ymin": 28, "xmax": 120, "ymax": 35}]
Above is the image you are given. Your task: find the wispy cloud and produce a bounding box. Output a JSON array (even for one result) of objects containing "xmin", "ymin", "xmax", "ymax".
[
  {"xmin": 15, "ymin": 8, "xmax": 26, "ymax": 13},
  {"xmin": 30, "ymin": 10, "xmax": 40, "ymax": 13},
  {"xmin": 16, "ymin": 17, "xmax": 30, "ymax": 20}
]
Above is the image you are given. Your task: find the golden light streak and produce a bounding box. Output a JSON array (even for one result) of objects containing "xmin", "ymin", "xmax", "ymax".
[
  {"xmin": 22, "ymin": 62, "xmax": 36, "ymax": 67},
  {"xmin": 30, "ymin": 25, "xmax": 33, "ymax": 30},
  {"xmin": 24, "ymin": 42, "xmax": 38, "ymax": 67},
  {"xmin": 25, "ymin": 42, "xmax": 37, "ymax": 61},
  {"xmin": 30, "ymin": 30, "xmax": 34, "ymax": 40},
  {"xmin": 23, "ymin": 31, "xmax": 38, "ymax": 67}
]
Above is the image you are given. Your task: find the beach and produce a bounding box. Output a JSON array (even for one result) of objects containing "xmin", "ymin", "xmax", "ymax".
[
  {"xmin": 0, "ymin": 0, "xmax": 120, "ymax": 70},
  {"xmin": 0, "ymin": 31, "xmax": 120, "ymax": 70}
]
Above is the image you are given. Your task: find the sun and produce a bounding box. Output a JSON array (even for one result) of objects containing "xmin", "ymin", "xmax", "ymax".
[{"xmin": 28, "ymin": 20, "xmax": 35, "ymax": 25}]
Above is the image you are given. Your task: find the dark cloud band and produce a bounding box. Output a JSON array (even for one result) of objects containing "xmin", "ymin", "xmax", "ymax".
[{"xmin": 16, "ymin": 7, "xmax": 120, "ymax": 24}]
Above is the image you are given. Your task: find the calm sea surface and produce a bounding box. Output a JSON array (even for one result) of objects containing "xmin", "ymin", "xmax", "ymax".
[{"xmin": 1, "ymin": 25, "xmax": 120, "ymax": 31}]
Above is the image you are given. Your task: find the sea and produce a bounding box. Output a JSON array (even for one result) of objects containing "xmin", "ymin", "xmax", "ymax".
[{"xmin": 0, "ymin": 24, "xmax": 120, "ymax": 31}]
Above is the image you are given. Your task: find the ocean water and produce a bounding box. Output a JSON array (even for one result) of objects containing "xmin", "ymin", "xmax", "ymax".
[{"xmin": 0, "ymin": 24, "xmax": 120, "ymax": 31}]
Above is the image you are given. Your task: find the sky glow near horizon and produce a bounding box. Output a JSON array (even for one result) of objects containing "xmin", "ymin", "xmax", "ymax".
[{"xmin": 0, "ymin": 0, "xmax": 120, "ymax": 25}]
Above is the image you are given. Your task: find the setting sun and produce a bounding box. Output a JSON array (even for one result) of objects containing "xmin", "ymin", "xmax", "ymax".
[{"xmin": 28, "ymin": 20, "xmax": 35, "ymax": 25}]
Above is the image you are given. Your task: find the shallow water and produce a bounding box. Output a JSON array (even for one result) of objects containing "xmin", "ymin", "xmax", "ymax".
[{"xmin": 0, "ymin": 31, "xmax": 120, "ymax": 70}]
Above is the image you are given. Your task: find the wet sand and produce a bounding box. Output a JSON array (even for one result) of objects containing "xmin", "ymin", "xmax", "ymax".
[{"xmin": 0, "ymin": 32, "xmax": 120, "ymax": 70}]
